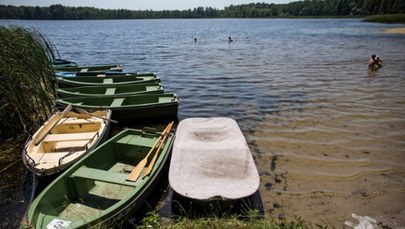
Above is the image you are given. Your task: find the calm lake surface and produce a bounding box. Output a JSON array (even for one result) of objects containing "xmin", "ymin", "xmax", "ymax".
[{"xmin": 1, "ymin": 19, "xmax": 405, "ymax": 227}]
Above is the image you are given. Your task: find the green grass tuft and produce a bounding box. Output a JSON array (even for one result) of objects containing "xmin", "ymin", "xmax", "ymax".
[{"xmin": 135, "ymin": 211, "xmax": 319, "ymax": 229}]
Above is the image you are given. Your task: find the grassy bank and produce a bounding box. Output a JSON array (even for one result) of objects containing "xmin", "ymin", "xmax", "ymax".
[
  {"xmin": 363, "ymin": 14, "xmax": 405, "ymax": 23},
  {"xmin": 135, "ymin": 211, "xmax": 321, "ymax": 229}
]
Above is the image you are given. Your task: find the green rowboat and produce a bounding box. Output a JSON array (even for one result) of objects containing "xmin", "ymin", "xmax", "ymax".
[
  {"xmin": 52, "ymin": 59, "xmax": 78, "ymax": 68},
  {"xmin": 56, "ymin": 93, "xmax": 178, "ymax": 121},
  {"xmin": 53, "ymin": 64, "xmax": 123, "ymax": 73},
  {"xmin": 56, "ymin": 83, "xmax": 164, "ymax": 98},
  {"xmin": 56, "ymin": 74, "xmax": 160, "ymax": 88},
  {"xmin": 55, "ymin": 71, "xmax": 152, "ymax": 77},
  {"xmin": 23, "ymin": 127, "xmax": 175, "ymax": 228}
]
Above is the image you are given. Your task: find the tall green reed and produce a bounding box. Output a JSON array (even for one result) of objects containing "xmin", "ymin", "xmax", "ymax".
[{"xmin": 0, "ymin": 26, "xmax": 57, "ymax": 139}]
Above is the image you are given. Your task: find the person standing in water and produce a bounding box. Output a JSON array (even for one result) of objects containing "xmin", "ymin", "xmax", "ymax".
[
  {"xmin": 368, "ymin": 54, "xmax": 376, "ymax": 69},
  {"xmin": 375, "ymin": 56, "xmax": 383, "ymax": 68},
  {"xmin": 368, "ymin": 54, "xmax": 383, "ymax": 70},
  {"xmin": 228, "ymin": 37, "xmax": 233, "ymax": 43}
]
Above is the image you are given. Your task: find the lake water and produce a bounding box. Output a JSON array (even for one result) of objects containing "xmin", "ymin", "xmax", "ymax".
[{"xmin": 1, "ymin": 19, "xmax": 405, "ymax": 227}]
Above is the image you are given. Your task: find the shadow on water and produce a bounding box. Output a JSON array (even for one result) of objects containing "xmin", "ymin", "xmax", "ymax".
[{"xmin": 167, "ymin": 190, "xmax": 265, "ymax": 220}]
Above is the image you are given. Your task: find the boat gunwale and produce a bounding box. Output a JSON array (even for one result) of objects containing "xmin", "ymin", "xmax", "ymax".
[{"xmin": 25, "ymin": 128, "xmax": 174, "ymax": 228}]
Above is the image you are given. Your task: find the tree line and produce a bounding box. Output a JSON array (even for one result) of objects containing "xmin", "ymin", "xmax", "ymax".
[{"xmin": 0, "ymin": 0, "xmax": 404, "ymax": 20}]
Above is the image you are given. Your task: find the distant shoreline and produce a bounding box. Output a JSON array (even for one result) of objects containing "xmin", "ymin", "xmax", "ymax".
[{"xmin": 383, "ymin": 28, "xmax": 405, "ymax": 34}]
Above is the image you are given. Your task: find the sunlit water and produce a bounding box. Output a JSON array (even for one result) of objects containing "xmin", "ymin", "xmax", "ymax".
[{"xmin": 1, "ymin": 18, "xmax": 405, "ymax": 227}]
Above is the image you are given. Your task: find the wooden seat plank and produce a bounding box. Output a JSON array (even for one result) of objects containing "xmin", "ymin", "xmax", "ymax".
[
  {"xmin": 45, "ymin": 132, "xmax": 98, "ymax": 142},
  {"xmin": 70, "ymin": 166, "xmax": 137, "ymax": 187}
]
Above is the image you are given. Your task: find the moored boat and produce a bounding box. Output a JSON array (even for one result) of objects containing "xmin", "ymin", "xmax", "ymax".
[
  {"xmin": 54, "ymin": 71, "xmax": 154, "ymax": 77},
  {"xmin": 56, "ymin": 93, "xmax": 178, "ymax": 121},
  {"xmin": 22, "ymin": 107, "xmax": 112, "ymax": 177},
  {"xmin": 56, "ymin": 83, "xmax": 164, "ymax": 98},
  {"xmin": 52, "ymin": 59, "xmax": 78, "ymax": 68},
  {"xmin": 53, "ymin": 64, "xmax": 123, "ymax": 73},
  {"xmin": 22, "ymin": 124, "xmax": 175, "ymax": 228},
  {"xmin": 56, "ymin": 74, "xmax": 160, "ymax": 88},
  {"xmin": 169, "ymin": 117, "xmax": 260, "ymax": 204}
]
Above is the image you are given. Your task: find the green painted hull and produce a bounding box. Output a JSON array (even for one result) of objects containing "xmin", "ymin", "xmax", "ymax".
[
  {"xmin": 52, "ymin": 59, "xmax": 78, "ymax": 68},
  {"xmin": 56, "ymin": 83, "xmax": 164, "ymax": 98},
  {"xmin": 55, "ymin": 71, "xmax": 153, "ymax": 77},
  {"xmin": 56, "ymin": 93, "xmax": 178, "ymax": 121},
  {"xmin": 57, "ymin": 74, "xmax": 160, "ymax": 88},
  {"xmin": 23, "ymin": 128, "xmax": 174, "ymax": 228},
  {"xmin": 53, "ymin": 64, "xmax": 123, "ymax": 72}
]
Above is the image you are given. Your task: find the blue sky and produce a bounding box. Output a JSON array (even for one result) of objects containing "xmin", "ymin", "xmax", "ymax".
[{"xmin": 1, "ymin": 0, "xmax": 295, "ymax": 10}]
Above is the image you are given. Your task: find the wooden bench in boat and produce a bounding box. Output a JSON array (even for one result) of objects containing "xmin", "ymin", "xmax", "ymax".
[
  {"xmin": 116, "ymin": 135, "xmax": 156, "ymax": 148},
  {"xmin": 60, "ymin": 118, "xmax": 97, "ymax": 125},
  {"xmin": 110, "ymin": 98, "xmax": 124, "ymax": 107},
  {"xmin": 70, "ymin": 166, "xmax": 137, "ymax": 187},
  {"xmin": 45, "ymin": 132, "xmax": 98, "ymax": 142},
  {"xmin": 103, "ymin": 78, "xmax": 113, "ymax": 84},
  {"xmin": 105, "ymin": 88, "xmax": 116, "ymax": 95},
  {"xmin": 159, "ymin": 97, "xmax": 174, "ymax": 103},
  {"xmin": 30, "ymin": 150, "xmax": 85, "ymax": 169}
]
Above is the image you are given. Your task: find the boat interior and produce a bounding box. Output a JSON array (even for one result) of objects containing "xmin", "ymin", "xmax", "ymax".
[
  {"xmin": 32, "ymin": 131, "xmax": 162, "ymax": 227},
  {"xmin": 26, "ymin": 112, "xmax": 108, "ymax": 170}
]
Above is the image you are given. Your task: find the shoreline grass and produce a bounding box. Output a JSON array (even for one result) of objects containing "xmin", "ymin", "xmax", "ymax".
[
  {"xmin": 0, "ymin": 26, "xmax": 56, "ymax": 140},
  {"xmin": 136, "ymin": 210, "xmax": 325, "ymax": 229}
]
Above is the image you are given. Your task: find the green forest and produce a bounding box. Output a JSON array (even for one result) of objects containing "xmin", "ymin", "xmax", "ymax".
[{"xmin": 1, "ymin": 0, "xmax": 404, "ymax": 20}]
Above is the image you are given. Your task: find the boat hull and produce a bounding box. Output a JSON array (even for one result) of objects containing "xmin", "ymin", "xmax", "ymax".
[
  {"xmin": 53, "ymin": 64, "xmax": 123, "ymax": 72},
  {"xmin": 22, "ymin": 110, "xmax": 112, "ymax": 177},
  {"xmin": 56, "ymin": 83, "xmax": 164, "ymax": 98},
  {"xmin": 169, "ymin": 117, "xmax": 260, "ymax": 204},
  {"xmin": 56, "ymin": 74, "xmax": 160, "ymax": 88},
  {"xmin": 56, "ymin": 93, "xmax": 179, "ymax": 121},
  {"xmin": 55, "ymin": 71, "xmax": 155, "ymax": 77},
  {"xmin": 23, "ymin": 128, "xmax": 174, "ymax": 228}
]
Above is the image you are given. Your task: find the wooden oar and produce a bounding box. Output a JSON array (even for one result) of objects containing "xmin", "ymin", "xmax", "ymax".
[
  {"xmin": 126, "ymin": 122, "xmax": 172, "ymax": 182},
  {"xmin": 142, "ymin": 121, "xmax": 174, "ymax": 178},
  {"xmin": 75, "ymin": 107, "xmax": 118, "ymax": 124},
  {"xmin": 35, "ymin": 105, "xmax": 72, "ymax": 145}
]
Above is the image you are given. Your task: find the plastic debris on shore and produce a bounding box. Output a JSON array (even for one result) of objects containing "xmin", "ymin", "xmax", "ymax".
[{"xmin": 344, "ymin": 213, "xmax": 377, "ymax": 229}]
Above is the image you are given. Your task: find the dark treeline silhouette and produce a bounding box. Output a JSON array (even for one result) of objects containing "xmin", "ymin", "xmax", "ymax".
[{"xmin": 0, "ymin": 1, "xmax": 404, "ymax": 20}]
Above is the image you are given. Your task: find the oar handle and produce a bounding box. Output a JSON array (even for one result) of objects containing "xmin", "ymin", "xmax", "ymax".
[
  {"xmin": 142, "ymin": 121, "xmax": 174, "ymax": 177},
  {"xmin": 126, "ymin": 122, "xmax": 172, "ymax": 182},
  {"xmin": 126, "ymin": 136, "xmax": 162, "ymax": 181}
]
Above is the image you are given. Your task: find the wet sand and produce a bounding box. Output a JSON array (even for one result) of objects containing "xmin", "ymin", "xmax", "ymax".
[
  {"xmin": 383, "ymin": 28, "xmax": 405, "ymax": 35},
  {"xmin": 251, "ymin": 97, "xmax": 405, "ymax": 227}
]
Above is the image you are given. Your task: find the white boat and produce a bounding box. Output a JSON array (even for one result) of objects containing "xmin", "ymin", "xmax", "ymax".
[
  {"xmin": 169, "ymin": 117, "xmax": 260, "ymax": 203},
  {"xmin": 22, "ymin": 108, "xmax": 112, "ymax": 177}
]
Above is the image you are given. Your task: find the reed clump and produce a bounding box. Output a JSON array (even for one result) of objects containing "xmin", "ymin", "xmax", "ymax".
[
  {"xmin": 363, "ymin": 14, "xmax": 405, "ymax": 23},
  {"xmin": 0, "ymin": 26, "xmax": 56, "ymax": 140}
]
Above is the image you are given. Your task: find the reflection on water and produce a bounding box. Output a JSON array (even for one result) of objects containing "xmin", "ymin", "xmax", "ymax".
[{"xmin": 1, "ymin": 18, "xmax": 405, "ymax": 227}]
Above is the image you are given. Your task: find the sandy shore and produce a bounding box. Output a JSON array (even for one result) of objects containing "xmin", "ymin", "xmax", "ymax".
[
  {"xmin": 383, "ymin": 28, "xmax": 405, "ymax": 34},
  {"xmin": 252, "ymin": 99, "xmax": 405, "ymax": 228}
]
